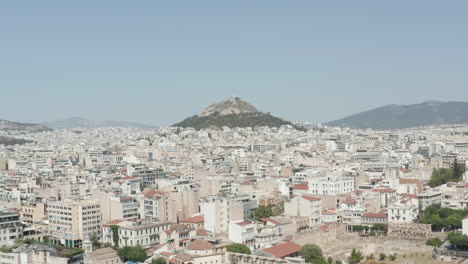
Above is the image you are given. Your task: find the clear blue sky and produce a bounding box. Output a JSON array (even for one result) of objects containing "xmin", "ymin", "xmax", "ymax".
[{"xmin": 1, "ymin": 1, "xmax": 467, "ymax": 126}]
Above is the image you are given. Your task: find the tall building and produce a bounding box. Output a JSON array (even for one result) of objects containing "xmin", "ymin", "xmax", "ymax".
[
  {"xmin": 200, "ymin": 195, "xmax": 244, "ymax": 234},
  {"xmin": 140, "ymin": 189, "xmax": 176, "ymax": 222},
  {"xmin": 47, "ymin": 199, "xmax": 102, "ymax": 248},
  {"xmin": 0, "ymin": 208, "xmax": 22, "ymax": 247},
  {"xmin": 284, "ymin": 195, "xmax": 321, "ymax": 226}
]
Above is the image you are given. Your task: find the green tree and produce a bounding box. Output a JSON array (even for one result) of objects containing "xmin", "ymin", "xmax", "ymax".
[
  {"xmin": 425, "ymin": 237, "xmax": 442, "ymax": 246},
  {"xmin": 152, "ymin": 257, "xmax": 167, "ymax": 264},
  {"xmin": 453, "ymin": 158, "xmax": 464, "ymax": 179},
  {"xmin": 379, "ymin": 253, "xmax": 386, "ymax": 261},
  {"xmin": 110, "ymin": 225, "xmax": 120, "ymax": 247},
  {"xmin": 91, "ymin": 234, "xmax": 101, "ymax": 249},
  {"xmin": 419, "ymin": 205, "xmax": 468, "ymax": 231},
  {"xmin": 117, "ymin": 245, "xmax": 148, "ymax": 262},
  {"xmin": 428, "ymin": 168, "xmax": 454, "ymax": 187},
  {"xmin": 300, "ymin": 244, "xmax": 324, "ymax": 263},
  {"xmin": 389, "ymin": 254, "xmax": 397, "ymax": 261},
  {"xmin": 335, "ymin": 261, "xmax": 342, "ymax": 264},
  {"xmin": 327, "ymin": 257, "xmax": 333, "ymax": 264},
  {"xmin": 250, "ymin": 205, "xmax": 273, "ymax": 220},
  {"xmin": 227, "ymin": 243, "xmax": 252, "ymax": 254},
  {"xmin": 347, "ymin": 249, "xmax": 364, "ymax": 264},
  {"xmin": 448, "ymin": 232, "xmax": 468, "ymax": 250}
]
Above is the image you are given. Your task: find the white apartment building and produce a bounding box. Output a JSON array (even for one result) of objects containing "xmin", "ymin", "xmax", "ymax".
[
  {"xmin": 47, "ymin": 199, "xmax": 102, "ymax": 248},
  {"xmin": 463, "ymin": 216, "xmax": 468, "ymax": 236},
  {"xmin": 229, "ymin": 220, "xmax": 256, "ymax": 247},
  {"xmin": 200, "ymin": 195, "xmax": 244, "ymax": 234},
  {"xmin": 308, "ymin": 176, "xmax": 354, "ymax": 195},
  {"xmin": 388, "ymin": 199, "xmax": 419, "ymax": 223}
]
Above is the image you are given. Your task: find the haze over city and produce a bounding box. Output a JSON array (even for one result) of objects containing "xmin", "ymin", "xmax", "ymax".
[{"xmin": 1, "ymin": 1, "xmax": 468, "ymax": 126}]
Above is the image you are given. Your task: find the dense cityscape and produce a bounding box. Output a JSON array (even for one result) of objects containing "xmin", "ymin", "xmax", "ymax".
[
  {"xmin": 2, "ymin": 1, "xmax": 468, "ymax": 264},
  {"xmin": 0, "ymin": 97, "xmax": 468, "ymax": 264}
]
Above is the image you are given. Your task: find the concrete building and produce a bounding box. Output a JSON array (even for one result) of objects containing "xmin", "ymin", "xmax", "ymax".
[
  {"xmin": 47, "ymin": 199, "xmax": 102, "ymax": 248},
  {"xmin": 388, "ymin": 199, "xmax": 419, "ymax": 223},
  {"xmin": 228, "ymin": 220, "xmax": 255, "ymax": 247},
  {"xmin": 141, "ymin": 189, "xmax": 177, "ymax": 222},
  {"xmin": 284, "ymin": 195, "xmax": 321, "ymax": 226},
  {"xmin": 102, "ymin": 219, "xmax": 171, "ymax": 248},
  {"xmin": 463, "ymin": 216, "xmax": 468, "ymax": 236},
  {"xmin": 0, "ymin": 209, "xmax": 22, "ymax": 247},
  {"xmin": 0, "ymin": 244, "xmax": 68, "ymax": 264},
  {"xmin": 84, "ymin": 247, "xmax": 121, "ymax": 264},
  {"xmin": 20, "ymin": 198, "xmax": 46, "ymax": 226},
  {"xmin": 308, "ymin": 176, "xmax": 354, "ymax": 195},
  {"xmin": 200, "ymin": 195, "xmax": 244, "ymax": 234},
  {"xmin": 174, "ymin": 239, "xmax": 227, "ymax": 264}
]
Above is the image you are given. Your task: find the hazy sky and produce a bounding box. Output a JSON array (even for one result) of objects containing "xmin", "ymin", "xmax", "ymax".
[{"xmin": 1, "ymin": 1, "xmax": 467, "ymax": 126}]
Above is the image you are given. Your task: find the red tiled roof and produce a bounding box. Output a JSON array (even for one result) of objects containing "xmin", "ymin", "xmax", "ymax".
[
  {"xmin": 400, "ymin": 169, "xmax": 412, "ymax": 173},
  {"xmin": 236, "ymin": 221, "xmax": 252, "ymax": 226},
  {"xmin": 181, "ymin": 215, "xmax": 204, "ymax": 223},
  {"xmin": 321, "ymin": 211, "xmax": 336, "ymax": 215},
  {"xmin": 145, "ymin": 189, "xmax": 168, "ymax": 198},
  {"xmin": 399, "ymin": 178, "xmax": 420, "ymax": 184},
  {"xmin": 196, "ymin": 229, "xmax": 209, "ymax": 236},
  {"xmin": 372, "ymin": 188, "xmax": 396, "ymax": 193},
  {"xmin": 262, "ymin": 242, "xmax": 301, "ymax": 258},
  {"xmin": 400, "ymin": 193, "xmax": 417, "ymax": 199},
  {"xmin": 342, "ymin": 196, "xmax": 357, "ymax": 204},
  {"xmin": 302, "ymin": 195, "xmax": 321, "ymax": 201},
  {"xmin": 293, "ymin": 184, "xmax": 308, "ymax": 190},
  {"xmin": 186, "ymin": 239, "xmax": 214, "ymax": 250},
  {"xmin": 122, "ymin": 176, "xmax": 137, "ymax": 180},
  {"xmin": 260, "ymin": 218, "xmax": 282, "ymax": 226},
  {"xmin": 362, "ymin": 212, "xmax": 387, "ymax": 218}
]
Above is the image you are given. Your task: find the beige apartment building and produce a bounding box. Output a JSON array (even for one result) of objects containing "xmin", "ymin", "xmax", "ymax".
[
  {"xmin": 139, "ymin": 189, "xmax": 177, "ymax": 222},
  {"xmin": 93, "ymin": 191, "xmax": 139, "ymax": 223},
  {"xmin": 284, "ymin": 195, "xmax": 322, "ymax": 226},
  {"xmin": 21, "ymin": 199, "xmax": 46, "ymax": 226},
  {"xmin": 47, "ymin": 199, "xmax": 102, "ymax": 248}
]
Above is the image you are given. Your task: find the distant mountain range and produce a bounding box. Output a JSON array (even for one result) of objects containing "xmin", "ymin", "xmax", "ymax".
[
  {"xmin": 173, "ymin": 96, "xmax": 304, "ymax": 130},
  {"xmin": 324, "ymin": 101, "xmax": 468, "ymax": 129},
  {"xmin": 42, "ymin": 117, "xmax": 156, "ymax": 129},
  {"xmin": 0, "ymin": 120, "xmax": 51, "ymax": 132}
]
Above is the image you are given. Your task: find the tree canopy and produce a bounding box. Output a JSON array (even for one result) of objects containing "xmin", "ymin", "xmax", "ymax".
[
  {"xmin": 300, "ymin": 244, "xmax": 325, "ymax": 263},
  {"xmin": 117, "ymin": 245, "xmax": 148, "ymax": 262},
  {"xmin": 249, "ymin": 203, "xmax": 284, "ymax": 220},
  {"xmin": 419, "ymin": 205, "xmax": 468, "ymax": 231},
  {"xmin": 448, "ymin": 232, "xmax": 468, "ymax": 250},
  {"xmin": 227, "ymin": 243, "xmax": 252, "ymax": 255},
  {"xmin": 152, "ymin": 257, "xmax": 167, "ymax": 264},
  {"xmin": 426, "ymin": 237, "xmax": 442, "ymax": 246},
  {"xmin": 428, "ymin": 159, "xmax": 465, "ymax": 187},
  {"xmin": 347, "ymin": 249, "xmax": 364, "ymax": 264}
]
